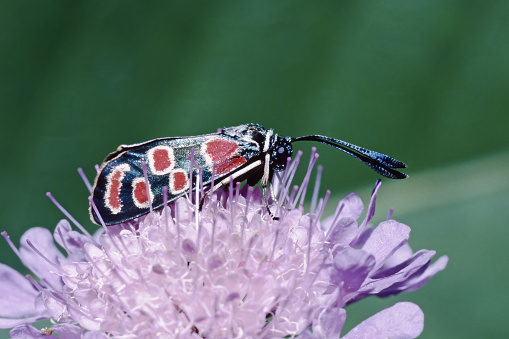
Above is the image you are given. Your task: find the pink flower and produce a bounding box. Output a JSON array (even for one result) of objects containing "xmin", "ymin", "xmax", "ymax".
[{"xmin": 1, "ymin": 150, "xmax": 447, "ymax": 338}]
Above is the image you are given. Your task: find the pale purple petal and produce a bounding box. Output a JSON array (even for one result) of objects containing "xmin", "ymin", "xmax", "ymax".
[
  {"xmin": 331, "ymin": 248, "xmax": 375, "ymax": 294},
  {"xmin": 0, "ymin": 316, "xmax": 45, "ymax": 330},
  {"xmin": 353, "ymin": 250, "xmax": 438, "ymax": 300},
  {"xmin": 322, "ymin": 193, "xmax": 364, "ymax": 249},
  {"xmin": 311, "ymin": 306, "xmax": 346, "ymax": 339},
  {"xmin": 324, "ymin": 193, "xmax": 364, "ymax": 225},
  {"xmin": 350, "ymin": 225, "xmax": 373, "ymax": 248},
  {"xmin": 297, "ymin": 330, "xmax": 316, "ymax": 339},
  {"xmin": 377, "ymin": 255, "xmax": 449, "ymax": 296},
  {"xmin": 359, "ymin": 179, "xmax": 381, "ymax": 228},
  {"xmin": 0, "ymin": 264, "xmax": 38, "ymax": 318},
  {"xmin": 362, "ymin": 220, "xmax": 410, "ymax": 271},
  {"xmin": 403, "ymin": 255, "xmax": 448, "ymax": 292},
  {"xmin": 51, "ymin": 323, "xmax": 84, "ymax": 339},
  {"xmin": 383, "ymin": 243, "xmax": 414, "ymax": 268},
  {"xmin": 372, "ymin": 249, "xmax": 437, "ymax": 280},
  {"xmin": 0, "ymin": 263, "xmax": 46, "ymax": 329},
  {"xmin": 342, "ymin": 302, "xmax": 424, "ymax": 339},
  {"xmin": 325, "ymin": 218, "xmax": 359, "ymax": 250},
  {"xmin": 83, "ymin": 331, "xmax": 109, "ymax": 339},
  {"xmin": 53, "ymin": 220, "xmax": 90, "ymax": 261},
  {"xmin": 19, "ymin": 227, "xmax": 64, "ymax": 289},
  {"xmin": 36, "ymin": 290, "xmax": 68, "ymax": 321},
  {"xmin": 10, "ymin": 324, "xmax": 54, "ymax": 338}
]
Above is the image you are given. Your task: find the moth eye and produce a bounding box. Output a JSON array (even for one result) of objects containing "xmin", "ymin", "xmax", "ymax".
[{"xmin": 278, "ymin": 146, "xmax": 285, "ymax": 154}]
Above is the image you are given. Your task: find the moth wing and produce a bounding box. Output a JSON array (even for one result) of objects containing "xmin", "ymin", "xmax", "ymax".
[
  {"xmin": 102, "ymin": 136, "xmax": 188, "ymax": 163},
  {"xmin": 90, "ymin": 136, "xmax": 209, "ymax": 225},
  {"xmin": 90, "ymin": 132, "xmax": 263, "ymax": 226}
]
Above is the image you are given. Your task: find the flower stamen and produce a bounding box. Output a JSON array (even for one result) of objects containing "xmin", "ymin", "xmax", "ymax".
[
  {"xmin": 46, "ymin": 192, "xmax": 93, "ymax": 239},
  {"xmin": 310, "ymin": 164, "xmax": 323, "ymax": 214},
  {"xmin": 77, "ymin": 167, "xmax": 93, "ymax": 194},
  {"xmin": 142, "ymin": 162, "xmax": 153, "ymax": 214}
]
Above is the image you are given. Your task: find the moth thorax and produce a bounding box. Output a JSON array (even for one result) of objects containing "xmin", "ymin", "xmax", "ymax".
[{"xmin": 270, "ymin": 136, "xmax": 293, "ymax": 171}]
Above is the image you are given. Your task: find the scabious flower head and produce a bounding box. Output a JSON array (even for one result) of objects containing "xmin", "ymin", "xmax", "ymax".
[{"xmin": 1, "ymin": 149, "xmax": 447, "ymax": 338}]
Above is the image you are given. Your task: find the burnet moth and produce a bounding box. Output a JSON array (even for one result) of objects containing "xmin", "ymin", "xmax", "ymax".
[{"xmin": 90, "ymin": 123, "xmax": 407, "ymax": 226}]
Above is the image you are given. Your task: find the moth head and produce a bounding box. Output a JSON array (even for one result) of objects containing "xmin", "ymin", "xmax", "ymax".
[{"xmin": 270, "ymin": 135, "xmax": 293, "ymax": 171}]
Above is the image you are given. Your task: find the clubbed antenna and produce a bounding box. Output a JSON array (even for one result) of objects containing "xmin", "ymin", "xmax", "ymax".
[{"xmin": 291, "ymin": 135, "xmax": 407, "ymax": 179}]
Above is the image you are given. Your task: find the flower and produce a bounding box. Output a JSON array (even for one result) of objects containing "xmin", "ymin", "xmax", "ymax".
[{"xmin": 1, "ymin": 149, "xmax": 447, "ymax": 338}]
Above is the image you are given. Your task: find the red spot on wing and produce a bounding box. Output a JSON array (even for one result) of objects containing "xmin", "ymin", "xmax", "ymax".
[
  {"xmin": 133, "ymin": 180, "xmax": 148, "ymax": 205},
  {"xmin": 215, "ymin": 156, "xmax": 247, "ymax": 175},
  {"xmin": 105, "ymin": 164, "xmax": 130, "ymax": 214},
  {"xmin": 172, "ymin": 172, "xmax": 187, "ymax": 191},
  {"xmin": 153, "ymin": 149, "xmax": 172, "ymax": 172},
  {"xmin": 148, "ymin": 146, "xmax": 174, "ymax": 175},
  {"xmin": 107, "ymin": 171, "xmax": 123, "ymax": 211},
  {"xmin": 170, "ymin": 170, "xmax": 189, "ymax": 194},
  {"xmin": 204, "ymin": 138, "xmax": 239, "ymax": 163}
]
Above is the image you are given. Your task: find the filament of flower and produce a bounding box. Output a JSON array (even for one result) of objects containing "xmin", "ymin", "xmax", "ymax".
[
  {"xmin": 142, "ymin": 162, "xmax": 153, "ymax": 214},
  {"xmin": 276, "ymin": 150, "xmax": 302, "ymax": 216},
  {"xmin": 2, "ymin": 231, "xmax": 40, "ymax": 280},
  {"xmin": 46, "ymin": 192, "xmax": 93, "ymax": 239},
  {"xmin": 77, "ymin": 167, "xmax": 93, "ymax": 193},
  {"xmin": 293, "ymin": 149, "xmax": 319, "ymax": 210},
  {"xmin": 310, "ymin": 164, "xmax": 323, "ymax": 214},
  {"xmin": 25, "ymin": 239, "xmax": 63, "ymax": 273},
  {"xmin": 88, "ymin": 196, "xmax": 108, "ymax": 231}
]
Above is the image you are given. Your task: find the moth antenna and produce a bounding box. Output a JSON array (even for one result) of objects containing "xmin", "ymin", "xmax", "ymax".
[{"xmin": 291, "ymin": 135, "xmax": 407, "ymax": 179}]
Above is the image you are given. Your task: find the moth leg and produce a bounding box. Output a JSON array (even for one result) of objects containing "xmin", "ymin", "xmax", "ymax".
[
  {"xmin": 269, "ymin": 176, "xmax": 278, "ymax": 204},
  {"xmin": 262, "ymin": 185, "xmax": 279, "ymax": 220},
  {"xmin": 261, "ymin": 153, "xmax": 279, "ymax": 220},
  {"xmin": 199, "ymin": 184, "xmax": 217, "ymax": 210},
  {"xmin": 271, "ymin": 173, "xmax": 291, "ymax": 212}
]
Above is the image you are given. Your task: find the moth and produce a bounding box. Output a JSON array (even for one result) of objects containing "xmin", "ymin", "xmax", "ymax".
[{"xmin": 89, "ymin": 123, "xmax": 407, "ymax": 225}]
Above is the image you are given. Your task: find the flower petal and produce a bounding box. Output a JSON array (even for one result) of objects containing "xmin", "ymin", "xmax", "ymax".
[
  {"xmin": 353, "ymin": 250, "xmax": 439, "ymax": 301},
  {"xmin": 0, "ymin": 316, "xmax": 44, "ymax": 330},
  {"xmin": 10, "ymin": 323, "xmax": 53, "ymax": 338},
  {"xmin": 342, "ymin": 302, "xmax": 424, "ymax": 339},
  {"xmin": 359, "ymin": 179, "xmax": 381, "ymax": 229},
  {"xmin": 19, "ymin": 227, "xmax": 64, "ymax": 289},
  {"xmin": 331, "ymin": 248, "xmax": 375, "ymax": 294},
  {"xmin": 325, "ymin": 218, "xmax": 359, "ymax": 251},
  {"xmin": 362, "ymin": 220, "xmax": 410, "ymax": 271},
  {"xmin": 311, "ymin": 306, "xmax": 346, "ymax": 339},
  {"xmin": 334, "ymin": 193, "xmax": 364, "ymax": 221},
  {"xmin": 377, "ymin": 255, "xmax": 449, "ymax": 296},
  {"xmin": 53, "ymin": 220, "xmax": 90, "ymax": 261},
  {"xmin": 382, "ymin": 243, "xmax": 414, "ymax": 268},
  {"xmin": 83, "ymin": 331, "xmax": 109, "ymax": 339},
  {"xmin": 403, "ymin": 255, "xmax": 448, "ymax": 292},
  {"xmin": 51, "ymin": 323, "xmax": 84, "ymax": 339},
  {"xmin": 0, "ymin": 263, "xmax": 38, "ymax": 319}
]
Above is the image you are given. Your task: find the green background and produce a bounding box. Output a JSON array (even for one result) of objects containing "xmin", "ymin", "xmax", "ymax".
[{"xmin": 1, "ymin": 1, "xmax": 508, "ymax": 338}]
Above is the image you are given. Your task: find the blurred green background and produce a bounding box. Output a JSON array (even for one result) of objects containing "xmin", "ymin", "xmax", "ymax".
[{"xmin": 1, "ymin": 1, "xmax": 508, "ymax": 338}]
